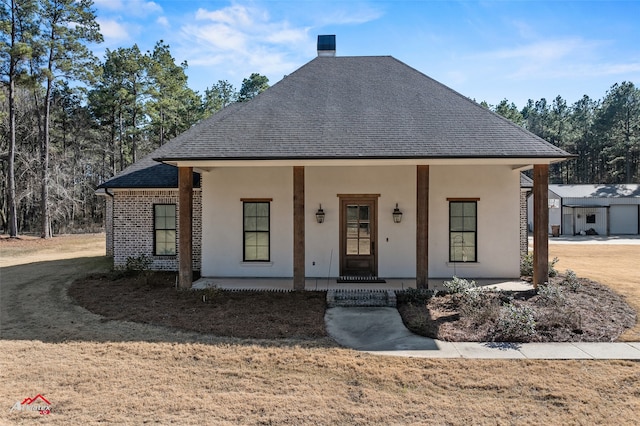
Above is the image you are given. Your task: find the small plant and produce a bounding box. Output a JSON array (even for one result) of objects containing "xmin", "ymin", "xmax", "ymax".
[
  {"xmin": 520, "ymin": 253, "xmax": 533, "ymax": 276},
  {"xmin": 125, "ymin": 254, "xmax": 152, "ymax": 272},
  {"xmin": 444, "ymin": 276, "xmax": 486, "ymax": 317},
  {"xmin": 537, "ymin": 282, "xmax": 565, "ymax": 306},
  {"xmin": 520, "ymin": 253, "xmax": 559, "ymax": 278},
  {"xmin": 443, "ymin": 276, "xmax": 477, "ymax": 295},
  {"xmin": 461, "ymin": 292, "xmax": 501, "ymax": 326},
  {"xmin": 549, "ymin": 257, "xmax": 559, "ymax": 277},
  {"xmin": 562, "ymin": 269, "xmax": 581, "ymax": 292},
  {"xmin": 496, "ymin": 303, "xmax": 536, "ymax": 340}
]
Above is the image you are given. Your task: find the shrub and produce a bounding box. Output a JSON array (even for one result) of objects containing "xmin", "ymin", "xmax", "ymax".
[
  {"xmin": 125, "ymin": 254, "xmax": 152, "ymax": 272},
  {"xmin": 496, "ymin": 303, "xmax": 536, "ymax": 340},
  {"xmin": 443, "ymin": 276, "xmax": 477, "ymax": 295},
  {"xmin": 443, "ymin": 276, "xmax": 500, "ymax": 324},
  {"xmin": 537, "ymin": 282, "xmax": 565, "ymax": 306},
  {"xmin": 520, "ymin": 253, "xmax": 559, "ymax": 278},
  {"xmin": 562, "ymin": 269, "xmax": 581, "ymax": 292},
  {"xmin": 549, "ymin": 257, "xmax": 559, "ymax": 277},
  {"xmin": 520, "ymin": 253, "xmax": 533, "ymax": 276},
  {"xmin": 461, "ymin": 292, "xmax": 501, "ymax": 326}
]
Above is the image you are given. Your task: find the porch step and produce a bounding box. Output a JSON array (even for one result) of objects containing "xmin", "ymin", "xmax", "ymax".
[
  {"xmin": 327, "ymin": 289, "xmax": 397, "ymax": 308},
  {"xmin": 336, "ymin": 276, "xmax": 386, "ymax": 283}
]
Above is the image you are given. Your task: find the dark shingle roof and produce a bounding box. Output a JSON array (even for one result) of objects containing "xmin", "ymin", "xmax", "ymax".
[
  {"xmin": 99, "ymin": 103, "xmax": 245, "ymax": 188},
  {"xmin": 97, "ymin": 134, "xmax": 200, "ymax": 189},
  {"xmin": 156, "ymin": 56, "xmax": 571, "ymax": 162}
]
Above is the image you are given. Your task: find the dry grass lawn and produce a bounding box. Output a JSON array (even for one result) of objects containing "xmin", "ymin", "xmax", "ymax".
[
  {"xmin": 1, "ymin": 234, "xmax": 639, "ymax": 424},
  {"xmin": 549, "ymin": 244, "xmax": 640, "ymax": 341}
]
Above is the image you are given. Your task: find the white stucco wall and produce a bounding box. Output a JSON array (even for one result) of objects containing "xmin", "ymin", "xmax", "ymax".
[
  {"xmin": 429, "ymin": 165, "xmax": 521, "ymax": 278},
  {"xmin": 305, "ymin": 165, "xmax": 417, "ymax": 279},
  {"xmin": 202, "ymin": 167, "xmax": 294, "ymax": 277},
  {"xmin": 201, "ymin": 164, "xmax": 521, "ymax": 279}
]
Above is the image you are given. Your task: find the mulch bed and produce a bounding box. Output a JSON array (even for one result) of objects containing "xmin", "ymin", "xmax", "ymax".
[
  {"xmin": 70, "ymin": 271, "xmax": 636, "ymax": 342},
  {"xmin": 396, "ymin": 276, "xmax": 637, "ymax": 342},
  {"xmin": 69, "ymin": 272, "xmax": 327, "ymax": 339}
]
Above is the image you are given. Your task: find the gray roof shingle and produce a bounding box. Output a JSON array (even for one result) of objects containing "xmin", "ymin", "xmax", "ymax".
[
  {"xmin": 100, "ymin": 55, "xmax": 572, "ymax": 189},
  {"xmin": 97, "ymin": 134, "xmax": 200, "ymax": 189},
  {"xmin": 156, "ymin": 56, "xmax": 571, "ymax": 162}
]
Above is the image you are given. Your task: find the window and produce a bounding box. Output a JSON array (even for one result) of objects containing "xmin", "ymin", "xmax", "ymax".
[
  {"xmin": 449, "ymin": 201, "xmax": 477, "ymax": 262},
  {"xmin": 243, "ymin": 201, "xmax": 270, "ymax": 261},
  {"xmin": 154, "ymin": 204, "xmax": 176, "ymax": 255},
  {"xmin": 586, "ymin": 214, "xmax": 596, "ymax": 224}
]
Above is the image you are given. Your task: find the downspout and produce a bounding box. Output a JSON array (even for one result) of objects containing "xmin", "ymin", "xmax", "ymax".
[
  {"xmin": 560, "ymin": 197, "xmax": 563, "ymax": 235},
  {"xmin": 104, "ymin": 188, "xmax": 114, "ymax": 258}
]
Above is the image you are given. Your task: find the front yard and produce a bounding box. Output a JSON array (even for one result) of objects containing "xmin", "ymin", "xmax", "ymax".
[{"xmin": 1, "ymin": 234, "xmax": 639, "ymax": 424}]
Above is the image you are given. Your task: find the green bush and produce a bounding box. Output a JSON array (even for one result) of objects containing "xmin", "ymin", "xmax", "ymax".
[
  {"xmin": 496, "ymin": 303, "xmax": 536, "ymax": 340},
  {"xmin": 562, "ymin": 269, "xmax": 581, "ymax": 292},
  {"xmin": 443, "ymin": 276, "xmax": 477, "ymax": 294},
  {"xmin": 537, "ymin": 283, "xmax": 565, "ymax": 306},
  {"xmin": 461, "ymin": 292, "xmax": 501, "ymax": 326},
  {"xmin": 444, "ymin": 276, "xmax": 481, "ymax": 307}
]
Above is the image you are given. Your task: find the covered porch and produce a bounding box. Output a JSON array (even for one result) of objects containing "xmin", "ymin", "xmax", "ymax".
[
  {"xmin": 191, "ymin": 276, "xmax": 533, "ymax": 293},
  {"xmin": 176, "ymin": 162, "xmax": 552, "ymax": 290}
]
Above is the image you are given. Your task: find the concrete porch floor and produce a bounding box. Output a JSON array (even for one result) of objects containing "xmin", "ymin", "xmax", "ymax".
[{"xmin": 192, "ymin": 277, "xmax": 533, "ymax": 292}]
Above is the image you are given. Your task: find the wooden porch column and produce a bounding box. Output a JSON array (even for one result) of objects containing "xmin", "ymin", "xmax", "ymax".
[
  {"xmin": 416, "ymin": 165, "xmax": 429, "ymax": 289},
  {"xmin": 178, "ymin": 167, "xmax": 193, "ymax": 289},
  {"xmin": 533, "ymin": 164, "xmax": 549, "ymax": 289},
  {"xmin": 293, "ymin": 166, "xmax": 305, "ymax": 290}
]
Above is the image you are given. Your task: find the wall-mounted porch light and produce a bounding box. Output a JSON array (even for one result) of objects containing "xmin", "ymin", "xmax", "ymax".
[
  {"xmin": 316, "ymin": 204, "xmax": 325, "ymax": 223},
  {"xmin": 392, "ymin": 203, "xmax": 403, "ymax": 223}
]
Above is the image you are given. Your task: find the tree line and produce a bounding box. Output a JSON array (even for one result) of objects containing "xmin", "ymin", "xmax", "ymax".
[
  {"xmin": 1, "ymin": 0, "xmax": 268, "ymax": 237},
  {"xmin": 1, "ymin": 2, "xmax": 638, "ymax": 238},
  {"xmin": 484, "ymin": 82, "xmax": 640, "ymax": 185}
]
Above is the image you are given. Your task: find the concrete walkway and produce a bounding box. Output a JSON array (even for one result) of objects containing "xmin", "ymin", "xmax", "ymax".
[{"xmin": 325, "ymin": 307, "xmax": 640, "ymax": 359}]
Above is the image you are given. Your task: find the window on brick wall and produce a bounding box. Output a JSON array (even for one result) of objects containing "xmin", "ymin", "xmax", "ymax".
[
  {"xmin": 243, "ymin": 201, "xmax": 270, "ymax": 261},
  {"xmin": 154, "ymin": 204, "xmax": 176, "ymax": 255},
  {"xmin": 449, "ymin": 200, "xmax": 477, "ymax": 262}
]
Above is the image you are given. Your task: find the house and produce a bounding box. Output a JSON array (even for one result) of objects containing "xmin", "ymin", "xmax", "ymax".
[
  {"xmin": 97, "ymin": 36, "xmax": 571, "ymax": 289},
  {"xmin": 527, "ymin": 184, "xmax": 640, "ymax": 236}
]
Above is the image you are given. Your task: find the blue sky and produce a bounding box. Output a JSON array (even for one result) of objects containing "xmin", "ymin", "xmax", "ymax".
[{"xmin": 93, "ymin": 0, "xmax": 640, "ymax": 107}]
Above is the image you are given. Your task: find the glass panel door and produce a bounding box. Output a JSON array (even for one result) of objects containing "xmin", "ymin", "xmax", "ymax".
[
  {"xmin": 346, "ymin": 204, "xmax": 370, "ymax": 255},
  {"xmin": 340, "ymin": 197, "xmax": 377, "ymax": 277}
]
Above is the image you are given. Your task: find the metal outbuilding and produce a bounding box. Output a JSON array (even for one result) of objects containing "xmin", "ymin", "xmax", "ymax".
[{"xmin": 528, "ymin": 184, "xmax": 640, "ymax": 236}]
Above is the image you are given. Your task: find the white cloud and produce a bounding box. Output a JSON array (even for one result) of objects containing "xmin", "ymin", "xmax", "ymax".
[
  {"xmin": 195, "ymin": 5, "xmax": 255, "ymax": 27},
  {"xmin": 177, "ymin": 3, "xmax": 311, "ymax": 83},
  {"xmin": 94, "ymin": 0, "xmax": 162, "ymax": 17},
  {"xmin": 316, "ymin": 7, "xmax": 383, "ymax": 26},
  {"xmin": 486, "ymin": 38, "xmax": 601, "ymax": 62},
  {"xmin": 93, "ymin": 0, "xmax": 124, "ymax": 11},
  {"xmin": 157, "ymin": 16, "xmax": 169, "ymax": 27},
  {"xmin": 97, "ymin": 18, "xmax": 130, "ymax": 42},
  {"xmin": 470, "ymin": 38, "xmax": 618, "ymax": 81}
]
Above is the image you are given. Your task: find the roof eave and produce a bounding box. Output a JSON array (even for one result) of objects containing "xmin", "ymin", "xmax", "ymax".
[{"xmin": 155, "ymin": 155, "xmax": 573, "ymax": 169}]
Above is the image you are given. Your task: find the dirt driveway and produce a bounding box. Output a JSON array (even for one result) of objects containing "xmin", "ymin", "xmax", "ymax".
[{"xmin": 0, "ymin": 236, "xmax": 220, "ymax": 345}]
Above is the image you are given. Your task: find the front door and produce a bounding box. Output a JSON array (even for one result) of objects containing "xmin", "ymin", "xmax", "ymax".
[{"xmin": 340, "ymin": 196, "xmax": 378, "ymax": 276}]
